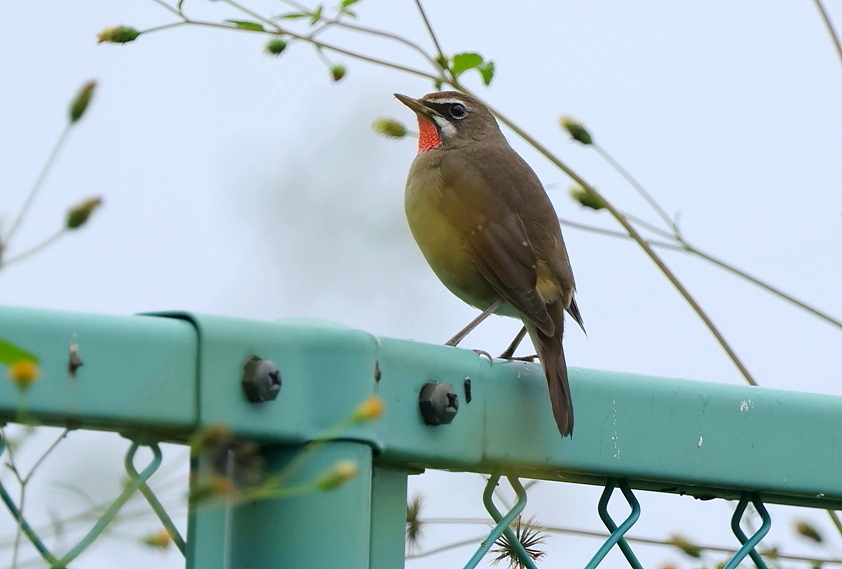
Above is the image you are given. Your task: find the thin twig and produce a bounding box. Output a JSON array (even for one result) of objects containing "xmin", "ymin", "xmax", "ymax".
[
  {"xmin": 559, "ymin": 217, "xmax": 684, "ymax": 251},
  {"xmin": 559, "ymin": 216, "xmax": 842, "ymax": 329},
  {"xmin": 22, "ymin": 429, "xmax": 70, "ymax": 485},
  {"xmin": 593, "ymin": 143, "xmax": 676, "ymax": 232},
  {"xmin": 313, "ymin": 45, "xmax": 334, "ymax": 69},
  {"xmin": 2, "ymin": 229, "xmax": 67, "ymax": 268},
  {"xmin": 413, "ymin": 0, "xmax": 445, "ymax": 62},
  {"xmin": 222, "ymin": 0, "xmax": 284, "ymax": 30},
  {"xmin": 2, "ymin": 427, "xmax": 25, "ymax": 569},
  {"xmin": 622, "ymin": 212, "xmax": 677, "ymax": 240},
  {"xmin": 411, "ymin": 517, "xmax": 842, "ymax": 565},
  {"xmin": 813, "ymin": 0, "xmax": 842, "ymax": 66},
  {"xmin": 829, "ymin": 510, "xmax": 842, "ymax": 535},
  {"xmin": 5, "ymin": 125, "xmax": 72, "ymax": 245},
  {"xmin": 281, "ymin": 0, "xmax": 442, "ymax": 71},
  {"xmin": 686, "ymin": 243, "xmax": 842, "ymax": 330},
  {"xmin": 406, "ymin": 534, "xmax": 491, "ymax": 559},
  {"xmin": 588, "ymin": 131, "xmax": 842, "ymax": 330},
  {"xmin": 141, "ymin": 21, "xmax": 189, "ymax": 35},
  {"xmin": 150, "ymin": 0, "xmax": 183, "ymax": 18},
  {"xmin": 140, "ymin": 6, "xmax": 442, "ymax": 84}
]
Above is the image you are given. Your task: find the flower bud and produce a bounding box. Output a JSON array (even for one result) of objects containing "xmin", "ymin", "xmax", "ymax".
[
  {"xmin": 265, "ymin": 39, "xmax": 287, "ymax": 56},
  {"xmin": 668, "ymin": 535, "xmax": 702, "ymax": 558},
  {"xmin": 97, "ymin": 26, "xmax": 141, "ymax": 44},
  {"xmin": 352, "ymin": 395, "xmax": 384, "ymax": 423},
  {"xmin": 569, "ymin": 185, "xmax": 605, "ymax": 210},
  {"xmin": 795, "ymin": 520, "xmax": 822, "ymax": 543},
  {"xmin": 315, "ymin": 460, "xmax": 358, "ymax": 491},
  {"xmin": 69, "ymin": 81, "xmax": 97, "ymax": 123},
  {"xmin": 560, "ymin": 116, "xmax": 593, "ymax": 145},
  {"xmin": 66, "ymin": 197, "xmax": 103, "ymax": 230},
  {"xmin": 142, "ymin": 529, "xmax": 173, "ymax": 549},
  {"xmin": 330, "ymin": 65, "xmax": 346, "ymax": 82},
  {"xmin": 371, "ymin": 118, "xmax": 407, "ymax": 139}
]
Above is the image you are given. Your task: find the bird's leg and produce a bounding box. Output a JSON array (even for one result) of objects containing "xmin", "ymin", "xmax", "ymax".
[
  {"xmin": 498, "ymin": 326, "xmax": 538, "ymax": 362},
  {"xmin": 499, "ymin": 326, "xmax": 527, "ymax": 359},
  {"xmin": 445, "ymin": 299, "xmax": 502, "ymax": 347}
]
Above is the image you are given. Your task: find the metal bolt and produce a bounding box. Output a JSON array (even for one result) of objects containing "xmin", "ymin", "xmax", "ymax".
[
  {"xmin": 418, "ymin": 381, "xmax": 458, "ymax": 425},
  {"xmin": 241, "ymin": 355, "xmax": 281, "ymax": 403}
]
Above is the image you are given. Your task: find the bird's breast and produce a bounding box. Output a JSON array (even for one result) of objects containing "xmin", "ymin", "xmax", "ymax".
[{"xmin": 404, "ymin": 157, "xmax": 499, "ymax": 310}]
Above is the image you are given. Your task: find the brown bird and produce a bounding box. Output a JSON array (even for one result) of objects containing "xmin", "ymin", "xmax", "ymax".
[{"xmin": 395, "ymin": 91, "xmax": 584, "ymax": 436}]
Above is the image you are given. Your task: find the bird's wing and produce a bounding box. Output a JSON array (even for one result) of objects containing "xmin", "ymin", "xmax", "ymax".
[{"xmin": 439, "ymin": 155, "xmax": 555, "ymax": 336}]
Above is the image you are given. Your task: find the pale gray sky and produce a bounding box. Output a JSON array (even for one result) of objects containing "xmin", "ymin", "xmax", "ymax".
[{"xmin": 2, "ymin": 1, "xmax": 841, "ymax": 567}]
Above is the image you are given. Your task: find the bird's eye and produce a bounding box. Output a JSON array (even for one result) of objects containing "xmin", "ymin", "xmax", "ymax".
[{"xmin": 449, "ymin": 103, "xmax": 467, "ymax": 119}]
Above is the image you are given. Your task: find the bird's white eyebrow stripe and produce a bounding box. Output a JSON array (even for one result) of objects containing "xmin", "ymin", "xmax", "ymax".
[{"xmin": 426, "ymin": 98, "xmax": 471, "ymax": 108}]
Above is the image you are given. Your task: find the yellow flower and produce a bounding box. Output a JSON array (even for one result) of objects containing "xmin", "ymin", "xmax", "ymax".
[
  {"xmin": 8, "ymin": 360, "xmax": 39, "ymax": 390},
  {"xmin": 352, "ymin": 395, "xmax": 384, "ymax": 423},
  {"xmin": 316, "ymin": 460, "xmax": 358, "ymax": 491},
  {"xmin": 142, "ymin": 529, "xmax": 173, "ymax": 549}
]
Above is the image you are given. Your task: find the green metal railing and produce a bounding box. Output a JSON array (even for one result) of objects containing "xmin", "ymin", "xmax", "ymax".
[{"xmin": 1, "ymin": 305, "xmax": 840, "ymax": 567}]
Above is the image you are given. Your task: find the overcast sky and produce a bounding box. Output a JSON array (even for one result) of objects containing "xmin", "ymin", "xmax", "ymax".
[{"xmin": 2, "ymin": 1, "xmax": 841, "ymax": 568}]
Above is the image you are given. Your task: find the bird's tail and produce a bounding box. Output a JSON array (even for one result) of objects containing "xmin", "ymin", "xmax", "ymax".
[{"xmin": 527, "ymin": 309, "xmax": 573, "ymax": 436}]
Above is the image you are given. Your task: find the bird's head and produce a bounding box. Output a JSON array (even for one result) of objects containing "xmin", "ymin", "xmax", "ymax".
[{"xmin": 394, "ymin": 91, "xmax": 501, "ymax": 154}]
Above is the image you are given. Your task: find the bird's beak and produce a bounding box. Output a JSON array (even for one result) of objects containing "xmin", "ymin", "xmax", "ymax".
[{"xmin": 394, "ymin": 93, "xmax": 442, "ymax": 118}]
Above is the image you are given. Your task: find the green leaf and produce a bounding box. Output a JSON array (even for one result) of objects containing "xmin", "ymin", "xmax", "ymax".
[
  {"xmin": 340, "ymin": 0, "xmax": 360, "ymax": 7},
  {"xmin": 310, "ymin": 4, "xmax": 323, "ymax": 25},
  {"xmin": 450, "ymin": 53, "xmax": 495, "ymax": 85},
  {"xmin": 450, "ymin": 53, "xmax": 484, "ymax": 76},
  {"xmin": 0, "ymin": 338, "xmax": 39, "ymax": 365},
  {"xmin": 277, "ymin": 12, "xmax": 308, "ymax": 19},
  {"xmin": 225, "ymin": 20, "xmax": 266, "ymax": 31},
  {"xmin": 176, "ymin": 0, "xmax": 185, "ymax": 10},
  {"xmin": 477, "ymin": 61, "xmax": 495, "ymax": 85}
]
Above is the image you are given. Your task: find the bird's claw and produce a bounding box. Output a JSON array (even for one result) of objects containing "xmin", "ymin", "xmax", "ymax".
[
  {"xmin": 472, "ymin": 349, "xmax": 494, "ymax": 365},
  {"xmin": 500, "ymin": 354, "xmax": 539, "ymax": 363}
]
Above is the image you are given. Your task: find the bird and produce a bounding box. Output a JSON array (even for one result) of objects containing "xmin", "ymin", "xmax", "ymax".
[{"xmin": 395, "ymin": 91, "xmax": 584, "ymax": 436}]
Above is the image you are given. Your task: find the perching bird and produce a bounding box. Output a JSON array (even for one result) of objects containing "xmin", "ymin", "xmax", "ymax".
[{"xmin": 396, "ymin": 91, "xmax": 584, "ymax": 436}]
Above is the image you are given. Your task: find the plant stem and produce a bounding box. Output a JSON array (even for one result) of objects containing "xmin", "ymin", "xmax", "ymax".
[
  {"xmin": 281, "ymin": 0, "xmax": 443, "ymax": 72},
  {"xmin": 410, "ymin": 517, "xmax": 842, "ymax": 565},
  {"xmin": 813, "ymin": 0, "xmax": 842, "ymax": 66},
  {"xmin": 5, "ymin": 125, "xmax": 72, "ymax": 246},
  {"xmin": 593, "ymin": 142, "xmax": 676, "ymax": 232},
  {"xmin": 413, "ymin": 0, "xmax": 445, "ymax": 61},
  {"xmin": 2, "ymin": 229, "xmax": 67, "ymax": 268},
  {"xmin": 141, "ymin": 5, "xmax": 443, "ymax": 84}
]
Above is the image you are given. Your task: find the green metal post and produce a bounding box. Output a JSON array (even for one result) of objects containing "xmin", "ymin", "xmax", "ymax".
[
  {"xmin": 370, "ymin": 467, "xmax": 409, "ymax": 569},
  {"xmin": 187, "ymin": 442, "xmax": 406, "ymax": 569}
]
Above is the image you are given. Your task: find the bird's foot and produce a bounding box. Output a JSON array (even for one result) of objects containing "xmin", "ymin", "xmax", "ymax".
[
  {"xmin": 472, "ymin": 349, "xmax": 494, "ymax": 364},
  {"xmin": 499, "ymin": 353, "xmax": 538, "ymax": 362}
]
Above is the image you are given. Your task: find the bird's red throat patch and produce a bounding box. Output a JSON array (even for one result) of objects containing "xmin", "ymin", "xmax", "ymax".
[{"xmin": 416, "ymin": 116, "xmax": 442, "ymax": 154}]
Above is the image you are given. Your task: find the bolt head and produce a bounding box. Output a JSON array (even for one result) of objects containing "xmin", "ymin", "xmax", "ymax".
[
  {"xmin": 241, "ymin": 356, "xmax": 282, "ymax": 403},
  {"xmin": 418, "ymin": 381, "xmax": 458, "ymax": 425}
]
